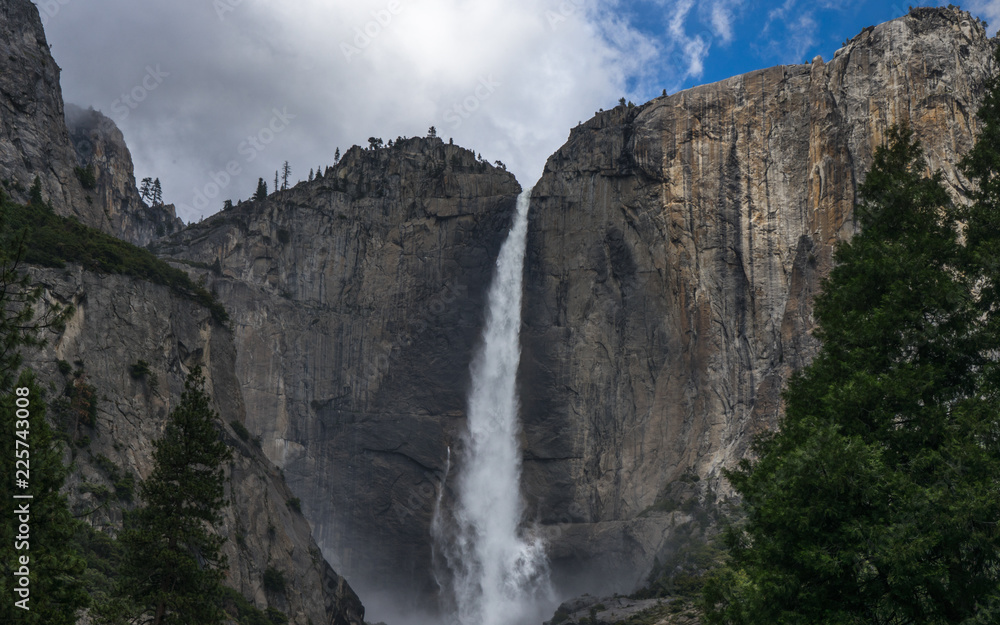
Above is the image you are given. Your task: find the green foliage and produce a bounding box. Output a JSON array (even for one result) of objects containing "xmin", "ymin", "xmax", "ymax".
[
  {"xmin": 1, "ymin": 196, "xmax": 229, "ymax": 324},
  {"xmin": 28, "ymin": 175, "xmax": 44, "ymax": 207},
  {"xmin": 0, "ymin": 370, "xmax": 90, "ymax": 624},
  {"xmin": 219, "ymin": 586, "xmax": 288, "ymax": 625},
  {"xmin": 230, "ymin": 419, "xmax": 251, "ymax": 441},
  {"xmin": 116, "ymin": 366, "xmax": 234, "ymax": 625},
  {"xmin": 0, "ymin": 211, "xmax": 86, "ymax": 622},
  {"xmin": 57, "ymin": 359, "xmax": 72, "ymax": 375},
  {"xmin": 74, "ymin": 164, "xmax": 97, "ymax": 190},
  {"xmin": 287, "ymin": 496, "xmax": 302, "ymax": 514},
  {"xmin": 129, "ymin": 359, "xmax": 152, "ymax": 379},
  {"xmin": 263, "ymin": 566, "xmax": 286, "ymax": 594},
  {"xmin": 703, "ymin": 126, "xmax": 1000, "ymax": 624},
  {"xmin": 277, "ymin": 228, "xmax": 290, "ymax": 245},
  {"xmin": 254, "ymin": 177, "xmax": 268, "ymax": 201}
]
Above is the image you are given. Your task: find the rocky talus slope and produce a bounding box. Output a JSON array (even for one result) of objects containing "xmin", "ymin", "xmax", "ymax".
[
  {"xmin": 156, "ymin": 6, "xmax": 997, "ymax": 608},
  {"xmin": 22, "ymin": 268, "xmax": 364, "ymax": 625},
  {"xmin": 0, "ymin": 0, "xmax": 176, "ymax": 244}
]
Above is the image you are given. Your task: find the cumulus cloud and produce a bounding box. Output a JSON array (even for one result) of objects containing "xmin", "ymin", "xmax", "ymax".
[{"xmin": 42, "ymin": 0, "xmax": 660, "ymax": 221}]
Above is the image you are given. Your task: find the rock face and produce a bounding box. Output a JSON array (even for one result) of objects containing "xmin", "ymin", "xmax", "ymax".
[
  {"xmin": 22, "ymin": 267, "xmax": 364, "ymax": 625},
  {"xmin": 0, "ymin": 0, "xmax": 176, "ymax": 245},
  {"xmin": 157, "ymin": 6, "xmax": 997, "ymax": 613},
  {"xmin": 153, "ymin": 139, "xmax": 521, "ymax": 615},
  {"xmin": 65, "ymin": 104, "xmax": 183, "ymax": 246},
  {"xmin": 519, "ymin": 6, "xmax": 997, "ymax": 593}
]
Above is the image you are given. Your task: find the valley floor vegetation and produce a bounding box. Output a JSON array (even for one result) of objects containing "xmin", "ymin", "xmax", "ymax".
[{"xmin": 701, "ymin": 48, "xmax": 1000, "ymax": 625}]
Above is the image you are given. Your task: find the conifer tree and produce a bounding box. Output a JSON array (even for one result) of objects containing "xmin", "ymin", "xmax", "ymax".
[
  {"xmin": 253, "ymin": 178, "xmax": 267, "ymax": 201},
  {"xmin": 703, "ymin": 125, "xmax": 1000, "ymax": 624},
  {"xmin": 151, "ymin": 178, "xmax": 163, "ymax": 205},
  {"xmin": 139, "ymin": 177, "xmax": 153, "ymax": 202},
  {"xmin": 334, "ymin": 147, "xmax": 340, "ymax": 162},
  {"xmin": 0, "ymin": 194, "xmax": 85, "ymax": 624},
  {"xmin": 281, "ymin": 161, "xmax": 291, "ymax": 190},
  {"xmin": 28, "ymin": 175, "xmax": 43, "ymax": 207},
  {"xmin": 117, "ymin": 366, "xmax": 233, "ymax": 625}
]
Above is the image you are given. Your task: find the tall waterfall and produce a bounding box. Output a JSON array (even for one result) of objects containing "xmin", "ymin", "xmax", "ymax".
[{"xmin": 433, "ymin": 188, "xmax": 553, "ymax": 625}]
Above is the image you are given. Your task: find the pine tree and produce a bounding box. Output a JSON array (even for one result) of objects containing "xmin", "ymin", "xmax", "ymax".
[
  {"xmin": 139, "ymin": 177, "xmax": 153, "ymax": 202},
  {"xmin": 274, "ymin": 170, "xmax": 279, "ymax": 194},
  {"xmin": 703, "ymin": 127, "xmax": 1000, "ymax": 624},
  {"xmin": 0, "ymin": 194, "xmax": 84, "ymax": 624},
  {"xmin": 315, "ymin": 165, "xmax": 322, "ymax": 180},
  {"xmin": 308, "ymin": 168, "xmax": 313, "ymax": 182},
  {"xmin": 253, "ymin": 178, "xmax": 267, "ymax": 201},
  {"xmin": 334, "ymin": 147, "xmax": 340, "ymax": 162},
  {"xmin": 427, "ymin": 126, "xmax": 436, "ymax": 138},
  {"xmin": 117, "ymin": 366, "xmax": 233, "ymax": 625},
  {"xmin": 151, "ymin": 178, "xmax": 163, "ymax": 205},
  {"xmin": 281, "ymin": 161, "xmax": 291, "ymax": 190},
  {"xmin": 28, "ymin": 175, "xmax": 43, "ymax": 207}
]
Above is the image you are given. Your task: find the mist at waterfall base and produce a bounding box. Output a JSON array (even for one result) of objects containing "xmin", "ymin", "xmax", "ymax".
[{"xmin": 431, "ymin": 188, "xmax": 557, "ymax": 625}]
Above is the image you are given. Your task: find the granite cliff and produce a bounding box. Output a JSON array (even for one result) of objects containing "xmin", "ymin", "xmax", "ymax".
[
  {"xmin": 153, "ymin": 140, "xmax": 523, "ymax": 615},
  {"xmin": 1, "ymin": 1, "xmax": 363, "ymax": 623},
  {"xmin": 2, "ymin": 0, "xmax": 997, "ymax": 621},
  {"xmin": 520, "ymin": 6, "xmax": 997, "ymax": 593},
  {"xmin": 153, "ymin": 6, "xmax": 998, "ymax": 613},
  {"xmin": 21, "ymin": 268, "xmax": 364, "ymax": 625},
  {"xmin": 0, "ymin": 0, "xmax": 177, "ymax": 245}
]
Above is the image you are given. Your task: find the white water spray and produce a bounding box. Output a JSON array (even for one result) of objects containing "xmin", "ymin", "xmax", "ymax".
[{"xmin": 433, "ymin": 188, "xmax": 553, "ymax": 625}]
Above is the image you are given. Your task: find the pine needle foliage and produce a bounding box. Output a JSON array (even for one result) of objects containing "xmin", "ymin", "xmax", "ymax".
[
  {"xmin": 117, "ymin": 366, "xmax": 233, "ymax": 625},
  {"xmin": 703, "ymin": 121, "xmax": 1000, "ymax": 624}
]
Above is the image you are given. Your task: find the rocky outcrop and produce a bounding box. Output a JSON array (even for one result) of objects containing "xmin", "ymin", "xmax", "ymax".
[
  {"xmin": 153, "ymin": 138, "xmax": 521, "ymax": 615},
  {"xmin": 519, "ymin": 6, "xmax": 997, "ymax": 594},
  {"xmin": 0, "ymin": 0, "xmax": 176, "ymax": 245},
  {"xmin": 65, "ymin": 104, "xmax": 183, "ymax": 246},
  {"xmin": 22, "ymin": 267, "xmax": 364, "ymax": 625}
]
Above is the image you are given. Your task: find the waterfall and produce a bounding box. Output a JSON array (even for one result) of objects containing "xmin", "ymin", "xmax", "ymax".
[{"xmin": 433, "ymin": 188, "xmax": 553, "ymax": 625}]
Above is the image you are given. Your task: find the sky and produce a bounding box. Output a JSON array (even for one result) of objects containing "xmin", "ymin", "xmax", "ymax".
[{"xmin": 39, "ymin": 0, "xmax": 1000, "ymax": 223}]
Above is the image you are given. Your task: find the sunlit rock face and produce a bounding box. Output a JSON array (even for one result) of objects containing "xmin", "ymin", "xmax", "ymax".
[
  {"xmin": 152, "ymin": 5, "xmax": 996, "ymax": 615},
  {"xmin": 520, "ymin": 6, "xmax": 996, "ymax": 594}
]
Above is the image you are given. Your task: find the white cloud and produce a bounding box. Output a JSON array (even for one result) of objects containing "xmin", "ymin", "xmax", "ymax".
[
  {"xmin": 667, "ymin": 0, "xmax": 710, "ymax": 79},
  {"xmin": 710, "ymin": 3, "xmax": 734, "ymax": 43},
  {"xmin": 42, "ymin": 0, "xmax": 661, "ymax": 221},
  {"xmin": 967, "ymin": 0, "xmax": 1000, "ymax": 35}
]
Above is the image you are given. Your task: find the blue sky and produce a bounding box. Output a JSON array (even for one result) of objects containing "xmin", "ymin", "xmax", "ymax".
[
  {"xmin": 624, "ymin": 0, "xmax": 997, "ymax": 97},
  {"xmin": 42, "ymin": 0, "xmax": 998, "ymax": 222}
]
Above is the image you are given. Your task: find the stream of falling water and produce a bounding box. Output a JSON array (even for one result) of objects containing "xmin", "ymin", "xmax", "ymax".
[{"xmin": 433, "ymin": 188, "xmax": 554, "ymax": 625}]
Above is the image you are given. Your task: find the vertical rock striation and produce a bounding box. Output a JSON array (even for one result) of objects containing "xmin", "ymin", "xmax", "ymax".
[
  {"xmin": 22, "ymin": 267, "xmax": 364, "ymax": 625},
  {"xmin": 519, "ymin": 6, "xmax": 997, "ymax": 593},
  {"xmin": 154, "ymin": 139, "xmax": 522, "ymax": 615}
]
